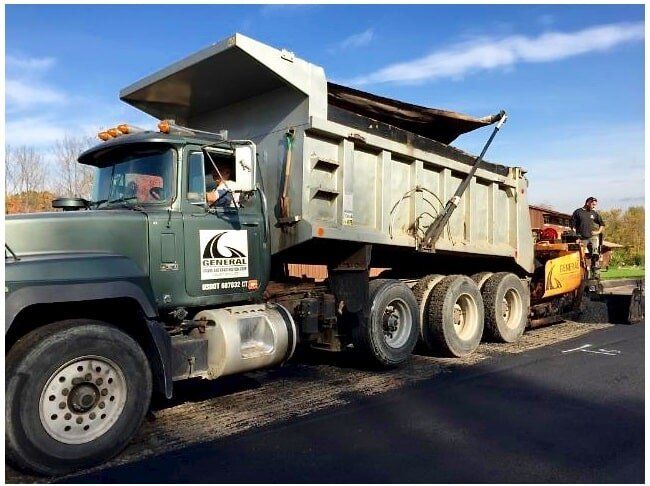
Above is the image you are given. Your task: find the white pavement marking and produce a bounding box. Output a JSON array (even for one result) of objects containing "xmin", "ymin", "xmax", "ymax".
[
  {"xmin": 562, "ymin": 343, "xmax": 621, "ymax": 356},
  {"xmin": 562, "ymin": 344, "xmax": 592, "ymax": 353}
]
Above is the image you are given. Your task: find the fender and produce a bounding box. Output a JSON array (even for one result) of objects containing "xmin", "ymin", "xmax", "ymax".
[
  {"xmin": 5, "ymin": 280, "xmax": 158, "ymax": 328},
  {"xmin": 5, "ymin": 253, "xmax": 158, "ymax": 327},
  {"xmin": 5, "ymin": 252, "xmax": 174, "ymax": 398}
]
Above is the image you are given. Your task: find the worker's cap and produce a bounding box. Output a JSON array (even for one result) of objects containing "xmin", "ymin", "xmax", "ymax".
[{"xmin": 585, "ymin": 196, "xmax": 598, "ymax": 204}]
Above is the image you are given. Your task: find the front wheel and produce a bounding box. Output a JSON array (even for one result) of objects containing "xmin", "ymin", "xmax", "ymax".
[{"xmin": 6, "ymin": 320, "xmax": 152, "ymax": 476}]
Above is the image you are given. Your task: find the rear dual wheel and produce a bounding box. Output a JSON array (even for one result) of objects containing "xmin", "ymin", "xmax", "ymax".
[
  {"xmin": 481, "ymin": 272, "xmax": 529, "ymax": 343},
  {"xmin": 422, "ymin": 275, "xmax": 485, "ymax": 357},
  {"xmin": 412, "ymin": 274, "xmax": 444, "ymax": 338},
  {"xmin": 351, "ymin": 279, "xmax": 420, "ymax": 367}
]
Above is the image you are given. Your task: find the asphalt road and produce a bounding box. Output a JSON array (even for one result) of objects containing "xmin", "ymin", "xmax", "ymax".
[{"xmin": 64, "ymin": 323, "xmax": 644, "ymax": 484}]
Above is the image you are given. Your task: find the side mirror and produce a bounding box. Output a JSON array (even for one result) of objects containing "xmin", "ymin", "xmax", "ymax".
[{"xmin": 234, "ymin": 145, "xmax": 255, "ymax": 191}]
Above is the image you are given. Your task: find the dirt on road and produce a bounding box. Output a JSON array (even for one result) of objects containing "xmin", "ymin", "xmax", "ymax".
[{"xmin": 6, "ymin": 320, "xmax": 612, "ymax": 483}]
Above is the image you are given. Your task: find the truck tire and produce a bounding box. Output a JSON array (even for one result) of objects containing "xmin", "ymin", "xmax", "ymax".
[
  {"xmin": 411, "ymin": 274, "xmax": 444, "ymax": 337},
  {"xmin": 6, "ymin": 320, "xmax": 152, "ymax": 476},
  {"xmin": 471, "ymin": 272, "xmax": 493, "ymax": 290},
  {"xmin": 481, "ymin": 272, "xmax": 529, "ymax": 343},
  {"xmin": 423, "ymin": 275, "xmax": 484, "ymax": 357},
  {"xmin": 351, "ymin": 279, "xmax": 419, "ymax": 367}
]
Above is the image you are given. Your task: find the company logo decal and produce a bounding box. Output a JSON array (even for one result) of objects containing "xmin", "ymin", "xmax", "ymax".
[
  {"xmin": 543, "ymin": 252, "xmax": 582, "ymax": 298},
  {"xmin": 203, "ymin": 232, "xmax": 246, "ymax": 259},
  {"xmin": 200, "ymin": 230, "xmax": 249, "ymax": 280}
]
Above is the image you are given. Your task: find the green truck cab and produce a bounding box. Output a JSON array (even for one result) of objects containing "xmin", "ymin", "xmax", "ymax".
[{"xmin": 5, "ymin": 129, "xmax": 288, "ymax": 475}]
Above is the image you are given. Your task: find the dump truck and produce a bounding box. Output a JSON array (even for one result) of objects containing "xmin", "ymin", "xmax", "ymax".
[{"xmin": 5, "ymin": 34, "xmax": 600, "ymax": 475}]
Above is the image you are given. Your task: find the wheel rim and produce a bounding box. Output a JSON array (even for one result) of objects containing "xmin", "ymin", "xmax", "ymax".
[
  {"xmin": 452, "ymin": 293, "xmax": 478, "ymax": 340},
  {"xmin": 39, "ymin": 355, "xmax": 127, "ymax": 445},
  {"xmin": 382, "ymin": 298, "xmax": 413, "ymax": 349},
  {"xmin": 503, "ymin": 288, "xmax": 523, "ymax": 330}
]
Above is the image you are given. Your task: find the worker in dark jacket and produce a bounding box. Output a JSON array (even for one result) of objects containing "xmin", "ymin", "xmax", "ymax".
[{"xmin": 571, "ymin": 196, "xmax": 605, "ymax": 268}]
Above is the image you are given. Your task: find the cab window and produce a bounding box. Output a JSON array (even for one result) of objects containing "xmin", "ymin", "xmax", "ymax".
[
  {"xmin": 92, "ymin": 146, "xmax": 175, "ymax": 206},
  {"xmin": 187, "ymin": 151, "xmax": 206, "ymax": 204}
]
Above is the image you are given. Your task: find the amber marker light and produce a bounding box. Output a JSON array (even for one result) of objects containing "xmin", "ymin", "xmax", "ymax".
[
  {"xmin": 107, "ymin": 128, "xmax": 120, "ymax": 138},
  {"xmin": 117, "ymin": 124, "xmax": 130, "ymax": 134},
  {"xmin": 158, "ymin": 120, "xmax": 171, "ymax": 134},
  {"xmin": 317, "ymin": 227, "xmax": 325, "ymax": 237},
  {"xmin": 98, "ymin": 132, "xmax": 111, "ymax": 141}
]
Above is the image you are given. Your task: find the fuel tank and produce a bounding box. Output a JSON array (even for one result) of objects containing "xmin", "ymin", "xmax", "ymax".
[{"xmin": 194, "ymin": 303, "xmax": 297, "ymax": 379}]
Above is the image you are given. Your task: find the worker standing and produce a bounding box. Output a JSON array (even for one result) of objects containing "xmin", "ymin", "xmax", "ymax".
[{"xmin": 570, "ymin": 196, "xmax": 605, "ymax": 269}]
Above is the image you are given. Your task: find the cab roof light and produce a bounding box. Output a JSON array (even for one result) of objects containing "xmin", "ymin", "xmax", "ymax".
[
  {"xmin": 99, "ymin": 120, "xmax": 229, "ymax": 142},
  {"xmin": 117, "ymin": 123, "xmax": 145, "ymax": 134},
  {"xmin": 158, "ymin": 120, "xmax": 171, "ymax": 134},
  {"xmin": 158, "ymin": 119, "xmax": 228, "ymax": 141}
]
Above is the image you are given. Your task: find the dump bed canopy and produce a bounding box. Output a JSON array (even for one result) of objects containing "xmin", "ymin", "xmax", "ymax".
[
  {"xmin": 120, "ymin": 33, "xmax": 500, "ymax": 146},
  {"xmin": 327, "ymin": 83, "xmax": 502, "ymax": 145},
  {"xmin": 120, "ymin": 34, "xmax": 328, "ymax": 123}
]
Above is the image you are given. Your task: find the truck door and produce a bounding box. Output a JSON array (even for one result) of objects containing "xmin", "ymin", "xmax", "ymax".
[{"xmin": 181, "ymin": 146, "xmax": 269, "ymax": 304}]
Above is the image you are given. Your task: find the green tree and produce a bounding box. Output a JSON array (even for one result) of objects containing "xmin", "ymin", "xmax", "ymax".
[{"xmin": 601, "ymin": 206, "xmax": 645, "ymax": 266}]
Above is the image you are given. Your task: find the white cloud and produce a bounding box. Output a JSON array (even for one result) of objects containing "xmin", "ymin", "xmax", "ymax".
[
  {"xmin": 6, "ymin": 79, "xmax": 67, "ymax": 108},
  {"xmin": 6, "ymin": 54, "xmax": 67, "ymax": 111},
  {"xmin": 6, "ymin": 54, "xmax": 56, "ymax": 73},
  {"xmin": 347, "ymin": 22, "xmax": 644, "ymax": 85},
  {"xmin": 338, "ymin": 29, "xmax": 374, "ymax": 50},
  {"xmin": 6, "ymin": 116, "xmax": 68, "ymax": 146},
  {"xmin": 7, "ymin": 97, "xmax": 161, "ymax": 151}
]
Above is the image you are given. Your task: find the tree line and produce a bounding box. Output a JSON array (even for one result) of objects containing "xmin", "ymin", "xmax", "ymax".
[
  {"xmin": 600, "ymin": 206, "xmax": 645, "ymax": 267},
  {"xmin": 5, "ymin": 136, "xmax": 94, "ymax": 213}
]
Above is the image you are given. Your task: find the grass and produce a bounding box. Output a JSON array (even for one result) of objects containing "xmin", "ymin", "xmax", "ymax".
[{"xmin": 600, "ymin": 266, "xmax": 645, "ymax": 280}]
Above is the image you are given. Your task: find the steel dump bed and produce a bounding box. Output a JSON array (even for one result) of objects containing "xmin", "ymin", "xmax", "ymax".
[{"xmin": 121, "ymin": 33, "xmax": 534, "ymax": 273}]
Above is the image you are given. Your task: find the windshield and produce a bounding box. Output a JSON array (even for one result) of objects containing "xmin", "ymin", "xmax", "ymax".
[{"xmin": 91, "ymin": 147, "xmax": 175, "ymax": 206}]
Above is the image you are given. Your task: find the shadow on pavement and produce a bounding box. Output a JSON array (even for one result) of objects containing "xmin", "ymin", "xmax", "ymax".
[{"xmin": 64, "ymin": 328, "xmax": 644, "ymax": 484}]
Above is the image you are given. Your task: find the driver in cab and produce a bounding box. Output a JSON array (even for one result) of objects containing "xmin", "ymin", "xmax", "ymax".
[{"xmin": 206, "ymin": 161, "xmax": 239, "ymax": 208}]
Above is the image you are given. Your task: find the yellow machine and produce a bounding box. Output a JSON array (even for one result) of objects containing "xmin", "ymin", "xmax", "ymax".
[
  {"xmin": 542, "ymin": 249, "xmax": 584, "ymax": 298},
  {"xmin": 529, "ymin": 241, "xmax": 590, "ymax": 327}
]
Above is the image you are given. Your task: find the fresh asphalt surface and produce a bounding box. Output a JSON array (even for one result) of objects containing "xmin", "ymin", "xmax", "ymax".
[{"xmin": 65, "ymin": 323, "xmax": 644, "ymax": 483}]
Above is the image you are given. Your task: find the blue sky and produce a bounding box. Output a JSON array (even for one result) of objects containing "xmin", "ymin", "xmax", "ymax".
[{"xmin": 5, "ymin": 4, "xmax": 644, "ymax": 212}]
